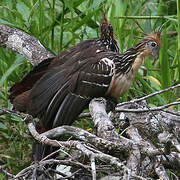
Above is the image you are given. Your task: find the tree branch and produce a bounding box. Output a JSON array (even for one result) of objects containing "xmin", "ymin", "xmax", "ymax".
[
  {"xmin": 89, "ymin": 97, "xmax": 119, "ymax": 140},
  {"xmin": 117, "ymin": 84, "xmax": 180, "ymax": 107},
  {"xmin": 0, "ymin": 24, "xmax": 54, "ymax": 65},
  {"xmin": 116, "ymin": 101, "xmax": 180, "ymax": 113}
]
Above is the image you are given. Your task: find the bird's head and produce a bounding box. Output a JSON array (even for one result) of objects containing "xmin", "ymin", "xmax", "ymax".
[
  {"xmin": 134, "ymin": 20, "xmax": 161, "ymax": 60},
  {"xmin": 140, "ymin": 33, "xmax": 161, "ymax": 60}
]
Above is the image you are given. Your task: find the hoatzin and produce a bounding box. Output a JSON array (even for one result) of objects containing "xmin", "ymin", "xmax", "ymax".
[
  {"xmin": 9, "ymin": 18, "xmax": 120, "ymax": 163},
  {"xmin": 10, "ymin": 30, "xmax": 161, "ymax": 171},
  {"xmin": 9, "ymin": 17, "xmax": 119, "ymax": 112},
  {"xmin": 9, "ymin": 14, "xmax": 161, "ymax": 173}
]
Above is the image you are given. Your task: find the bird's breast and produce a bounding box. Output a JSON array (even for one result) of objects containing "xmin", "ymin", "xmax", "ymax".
[
  {"xmin": 106, "ymin": 70, "xmax": 135, "ymax": 98},
  {"xmin": 106, "ymin": 54, "xmax": 145, "ymax": 99}
]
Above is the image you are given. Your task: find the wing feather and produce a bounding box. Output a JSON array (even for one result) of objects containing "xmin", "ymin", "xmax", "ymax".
[
  {"xmin": 53, "ymin": 93, "xmax": 89, "ymax": 127},
  {"xmin": 28, "ymin": 68, "xmax": 69, "ymax": 116},
  {"xmin": 29, "ymin": 51, "xmax": 115, "ymax": 129},
  {"xmin": 9, "ymin": 58, "xmax": 52, "ymax": 102},
  {"xmin": 43, "ymin": 81, "xmax": 70, "ymax": 128}
]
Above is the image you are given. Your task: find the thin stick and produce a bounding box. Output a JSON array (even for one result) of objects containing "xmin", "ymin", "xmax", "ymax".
[
  {"xmin": 91, "ymin": 155, "xmax": 96, "ymax": 180},
  {"xmin": 114, "ymin": 15, "xmax": 177, "ymax": 20},
  {"xmin": 116, "ymin": 102, "xmax": 180, "ymax": 113},
  {"xmin": 0, "ymin": 166, "xmax": 15, "ymax": 178},
  {"xmin": 117, "ymin": 84, "xmax": 180, "ymax": 107}
]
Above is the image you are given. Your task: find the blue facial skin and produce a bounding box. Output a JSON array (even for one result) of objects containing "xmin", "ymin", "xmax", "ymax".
[{"xmin": 146, "ymin": 41, "xmax": 160, "ymax": 60}]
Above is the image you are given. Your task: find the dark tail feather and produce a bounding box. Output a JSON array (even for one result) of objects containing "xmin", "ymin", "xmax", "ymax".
[
  {"xmin": 9, "ymin": 58, "xmax": 52, "ymax": 103},
  {"xmin": 32, "ymin": 93, "xmax": 89, "ymax": 177},
  {"xmin": 12, "ymin": 90, "xmax": 30, "ymax": 112},
  {"xmin": 32, "ymin": 143, "xmax": 59, "ymax": 162},
  {"xmin": 32, "ymin": 121, "xmax": 59, "ymax": 176},
  {"xmin": 53, "ymin": 93, "xmax": 89, "ymax": 128}
]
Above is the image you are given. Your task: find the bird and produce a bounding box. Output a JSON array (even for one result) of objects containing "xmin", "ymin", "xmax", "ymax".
[
  {"xmin": 9, "ymin": 17, "xmax": 121, "ymax": 171},
  {"xmin": 9, "ymin": 30, "xmax": 161, "ymax": 170},
  {"xmin": 9, "ymin": 16, "xmax": 119, "ymax": 112},
  {"xmin": 27, "ymin": 32, "xmax": 161, "ymax": 129}
]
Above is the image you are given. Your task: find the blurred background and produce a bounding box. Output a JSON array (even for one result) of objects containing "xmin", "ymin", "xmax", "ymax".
[{"xmin": 0, "ymin": 0, "xmax": 179, "ymax": 177}]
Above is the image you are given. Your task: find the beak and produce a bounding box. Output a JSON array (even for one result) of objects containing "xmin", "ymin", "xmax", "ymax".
[{"xmin": 152, "ymin": 48, "xmax": 159, "ymax": 60}]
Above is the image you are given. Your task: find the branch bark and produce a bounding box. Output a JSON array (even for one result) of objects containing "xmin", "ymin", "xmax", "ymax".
[{"xmin": 0, "ymin": 24, "xmax": 54, "ymax": 65}]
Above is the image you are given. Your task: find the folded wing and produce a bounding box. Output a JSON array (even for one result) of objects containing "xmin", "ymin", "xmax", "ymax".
[{"xmin": 28, "ymin": 52, "xmax": 115, "ymax": 129}]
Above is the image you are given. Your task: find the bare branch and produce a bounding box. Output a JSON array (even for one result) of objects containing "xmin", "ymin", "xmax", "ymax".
[
  {"xmin": 0, "ymin": 106, "xmax": 28, "ymax": 118},
  {"xmin": 89, "ymin": 97, "xmax": 119, "ymax": 140},
  {"xmin": 155, "ymin": 157, "xmax": 170, "ymax": 180},
  {"xmin": 116, "ymin": 101, "xmax": 180, "ymax": 113},
  {"xmin": 0, "ymin": 166, "xmax": 15, "ymax": 179},
  {"xmin": 91, "ymin": 155, "xmax": 97, "ymax": 180},
  {"xmin": 30, "ymin": 122, "xmax": 133, "ymax": 153},
  {"xmin": 0, "ymin": 24, "xmax": 54, "ymax": 65},
  {"xmin": 117, "ymin": 84, "xmax": 180, "ymax": 107},
  {"xmin": 26, "ymin": 114, "xmax": 148, "ymax": 179},
  {"xmin": 125, "ymin": 126, "xmax": 141, "ymax": 177}
]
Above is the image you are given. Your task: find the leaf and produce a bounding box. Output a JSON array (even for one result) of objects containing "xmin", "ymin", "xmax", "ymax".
[
  {"xmin": 0, "ymin": 122, "xmax": 7, "ymax": 130},
  {"xmin": 1, "ymin": 131, "xmax": 10, "ymax": 139},
  {"xmin": 64, "ymin": 0, "xmax": 74, "ymax": 14},
  {"xmin": 159, "ymin": 28, "xmax": 171, "ymax": 99},
  {"xmin": 0, "ymin": 18, "xmax": 16, "ymax": 26},
  {"xmin": 72, "ymin": 9, "xmax": 100, "ymax": 32},
  {"xmin": 0, "ymin": 55, "xmax": 25, "ymax": 87},
  {"xmin": 0, "ymin": 91, "xmax": 6, "ymax": 101},
  {"xmin": 145, "ymin": 76, "xmax": 161, "ymax": 87},
  {"xmin": 0, "ymin": 173, "xmax": 5, "ymax": 179},
  {"xmin": 16, "ymin": 2, "xmax": 30, "ymax": 22},
  {"xmin": 91, "ymin": 0, "xmax": 106, "ymax": 9}
]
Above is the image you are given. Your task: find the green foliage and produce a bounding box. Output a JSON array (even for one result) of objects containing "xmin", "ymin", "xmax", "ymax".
[{"xmin": 0, "ymin": 0, "xmax": 179, "ymax": 176}]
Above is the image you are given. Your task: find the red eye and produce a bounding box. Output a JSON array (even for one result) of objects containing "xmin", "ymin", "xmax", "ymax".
[{"xmin": 151, "ymin": 42, "xmax": 157, "ymax": 47}]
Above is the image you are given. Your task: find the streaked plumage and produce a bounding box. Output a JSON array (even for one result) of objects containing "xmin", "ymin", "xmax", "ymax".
[{"xmin": 26, "ymin": 33, "xmax": 161, "ymax": 130}]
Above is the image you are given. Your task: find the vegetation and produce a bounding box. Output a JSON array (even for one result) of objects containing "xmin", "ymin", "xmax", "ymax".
[{"xmin": 0, "ymin": 0, "xmax": 179, "ymax": 178}]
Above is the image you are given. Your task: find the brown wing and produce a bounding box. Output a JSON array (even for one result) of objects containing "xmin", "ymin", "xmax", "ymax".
[
  {"xmin": 28, "ymin": 51, "xmax": 115, "ymax": 129},
  {"xmin": 9, "ymin": 39, "xmax": 98, "ymax": 104},
  {"xmin": 9, "ymin": 58, "xmax": 52, "ymax": 103},
  {"xmin": 9, "ymin": 16, "xmax": 119, "ymax": 105}
]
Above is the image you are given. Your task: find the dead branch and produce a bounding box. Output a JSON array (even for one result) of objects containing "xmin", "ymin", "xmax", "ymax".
[
  {"xmin": 117, "ymin": 84, "xmax": 180, "ymax": 107},
  {"xmin": 0, "ymin": 24, "xmax": 54, "ymax": 65},
  {"xmin": 116, "ymin": 101, "xmax": 180, "ymax": 113},
  {"xmin": 89, "ymin": 97, "xmax": 119, "ymax": 140},
  {"xmin": 25, "ymin": 116, "xmax": 132, "ymax": 179},
  {"xmin": 26, "ymin": 97, "xmax": 179, "ymax": 179},
  {"xmin": 0, "ymin": 166, "xmax": 15, "ymax": 179}
]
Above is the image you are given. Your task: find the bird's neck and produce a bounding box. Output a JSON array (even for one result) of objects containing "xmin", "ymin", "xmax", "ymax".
[
  {"xmin": 100, "ymin": 35, "xmax": 119, "ymax": 53},
  {"xmin": 131, "ymin": 51, "xmax": 145, "ymax": 75},
  {"xmin": 116, "ymin": 43, "xmax": 146, "ymax": 75}
]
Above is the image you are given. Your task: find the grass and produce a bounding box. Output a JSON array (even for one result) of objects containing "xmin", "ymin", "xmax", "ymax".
[
  {"xmin": 0, "ymin": 0, "xmax": 179, "ymax": 178},
  {"xmin": 177, "ymin": 0, "xmax": 180, "ymax": 83}
]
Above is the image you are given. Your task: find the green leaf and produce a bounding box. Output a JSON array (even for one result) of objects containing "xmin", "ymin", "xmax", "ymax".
[
  {"xmin": 16, "ymin": 2, "xmax": 30, "ymax": 22},
  {"xmin": 159, "ymin": 28, "xmax": 171, "ymax": 99},
  {"xmin": 0, "ymin": 122, "xmax": 7, "ymax": 130},
  {"xmin": 0, "ymin": 173, "xmax": 5, "ymax": 180},
  {"xmin": 0, "ymin": 18, "xmax": 16, "ymax": 26},
  {"xmin": 72, "ymin": 9, "xmax": 100, "ymax": 32},
  {"xmin": 0, "ymin": 56, "xmax": 25, "ymax": 87},
  {"xmin": 91, "ymin": 0, "xmax": 105, "ymax": 9}
]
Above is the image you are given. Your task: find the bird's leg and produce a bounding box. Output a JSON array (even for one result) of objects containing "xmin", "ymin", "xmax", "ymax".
[{"xmin": 105, "ymin": 96, "xmax": 118, "ymax": 112}]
